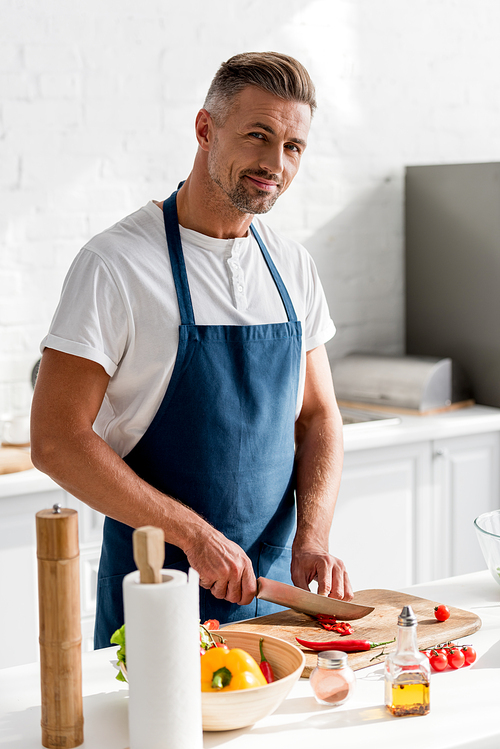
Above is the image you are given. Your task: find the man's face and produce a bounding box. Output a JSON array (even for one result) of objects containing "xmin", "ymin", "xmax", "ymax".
[{"xmin": 206, "ymin": 86, "xmax": 311, "ymax": 214}]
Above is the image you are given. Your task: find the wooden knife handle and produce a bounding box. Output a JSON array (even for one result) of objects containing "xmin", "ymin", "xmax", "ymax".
[{"xmin": 133, "ymin": 526, "xmax": 165, "ymax": 584}]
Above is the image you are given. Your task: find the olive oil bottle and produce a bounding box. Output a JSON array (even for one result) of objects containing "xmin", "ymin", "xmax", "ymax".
[{"xmin": 384, "ymin": 605, "xmax": 430, "ymax": 717}]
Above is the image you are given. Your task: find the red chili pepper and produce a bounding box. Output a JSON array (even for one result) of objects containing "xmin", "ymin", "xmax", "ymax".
[
  {"xmin": 317, "ymin": 619, "xmax": 354, "ymax": 635},
  {"xmin": 258, "ymin": 638, "xmax": 275, "ymax": 683},
  {"xmin": 336, "ymin": 623, "xmax": 353, "ymax": 635},
  {"xmin": 296, "ymin": 636, "xmax": 395, "ymax": 652}
]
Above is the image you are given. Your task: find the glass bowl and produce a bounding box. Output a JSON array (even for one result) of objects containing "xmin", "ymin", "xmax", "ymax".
[{"xmin": 474, "ymin": 510, "xmax": 500, "ymax": 587}]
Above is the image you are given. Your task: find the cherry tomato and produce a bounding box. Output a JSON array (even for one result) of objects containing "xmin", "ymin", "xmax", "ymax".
[
  {"xmin": 429, "ymin": 651, "xmax": 448, "ymax": 671},
  {"xmin": 461, "ymin": 645, "xmax": 477, "ymax": 665},
  {"xmin": 426, "ymin": 645, "xmax": 442, "ymax": 656},
  {"xmin": 434, "ymin": 604, "xmax": 450, "ymax": 622},
  {"xmin": 432, "ymin": 647, "xmax": 448, "ymax": 657},
  {"xmin": 203, "ymin": 619, "xmax": 220, "ymax": 631},
  {"xmin": 447, "ymin": 647, "xmax": 465, "ymax": 669}
]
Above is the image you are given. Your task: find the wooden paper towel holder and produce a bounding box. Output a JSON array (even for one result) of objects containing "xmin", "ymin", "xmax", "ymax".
[{"xmin": 133, "ymin": 525, "xmax": 165, "ymax": 584}]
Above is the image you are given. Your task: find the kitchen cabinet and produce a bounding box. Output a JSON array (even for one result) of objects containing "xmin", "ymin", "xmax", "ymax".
[
  {"xmin": 329, "ymin": 441, "xmax": 433, "ymax": 591},
  {"xmin": 431, "ymin": 431, "xmax": 499, "ymax": 579},
  {"xmin": 0, "ymin": 473, "xmax": 103, "ymax": 669},
  {"xmin": 0, "ymin": 478, "xmax": 62, "ymax": 669},
  {"xmin": 330, "ymin": 424, "xmax": 500, "ymax": 591},
  {"xmin": 65, "ymin": 492, "xmax": 104, "ymax": 653}
]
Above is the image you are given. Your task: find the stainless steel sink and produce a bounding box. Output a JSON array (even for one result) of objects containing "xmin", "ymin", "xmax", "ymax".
[{"xmin": 340, "ymin": 406, "xmax": 401, "ymax": 428}]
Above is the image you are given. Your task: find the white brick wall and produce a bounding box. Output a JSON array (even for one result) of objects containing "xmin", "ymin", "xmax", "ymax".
[{"xmin": 2, "ymin": 0, "xmax": 500, "ymax": 418}]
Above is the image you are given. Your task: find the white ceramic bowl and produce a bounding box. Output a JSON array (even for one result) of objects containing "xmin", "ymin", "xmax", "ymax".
[
  {"xmin": 474, "ymin": 509, "xmax": 500, "ymax": 587},
  {"xmin": 201, "ymin": 630, "xmax": 305, "ymax": 732}
]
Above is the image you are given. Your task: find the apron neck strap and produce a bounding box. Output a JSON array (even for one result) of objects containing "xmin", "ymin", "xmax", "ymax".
[
  {"xmin": 163, "ymin": 189, "xmax": 298, "ymax": 325},
  {"xmin": 249, "ymin": 224, "xmax": 298, "ymax": 323},
  {"xmin": 162, "ymin": 191, "xmax": 196, "ymax": 326}
]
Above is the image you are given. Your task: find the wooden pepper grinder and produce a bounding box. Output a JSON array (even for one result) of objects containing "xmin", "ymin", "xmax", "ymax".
[{"xmin": 36, "ymin": 504, "xmax": 84, "ymax": 748}]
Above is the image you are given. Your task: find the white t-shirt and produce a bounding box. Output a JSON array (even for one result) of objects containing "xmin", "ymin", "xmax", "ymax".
[{"xmin": 41, "ymin": 201, "xmax": 335, "ymax": 458}]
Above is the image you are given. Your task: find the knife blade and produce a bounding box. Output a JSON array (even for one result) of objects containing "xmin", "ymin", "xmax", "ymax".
[{"xmin": 256, "ymin": 577, "xmax": 374, "ymax": 620}]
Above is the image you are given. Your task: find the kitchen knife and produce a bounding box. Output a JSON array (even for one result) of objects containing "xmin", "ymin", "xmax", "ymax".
[{"xmin": 256, "ymin": 577, "xmax": 374, "ymax": 620}]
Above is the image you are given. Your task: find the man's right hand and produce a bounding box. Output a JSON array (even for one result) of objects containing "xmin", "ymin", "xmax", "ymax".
[{"xmin": 184, "ymin": 528, "xmax": 257, "ymax": 606}]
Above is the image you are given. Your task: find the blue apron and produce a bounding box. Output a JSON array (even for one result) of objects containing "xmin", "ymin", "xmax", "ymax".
[{"xmin": 94, "ymin": 189, "xmax": 302, "ymax": 648}]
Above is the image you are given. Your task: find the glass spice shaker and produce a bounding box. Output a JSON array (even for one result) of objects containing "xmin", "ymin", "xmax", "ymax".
[
  {"xmin": 309, "ymin": 650, "xmax": 356, "ymax": 706},
  {"xmin": 384, "ymin": 605, "xmax": 431, "ymax": 717}
]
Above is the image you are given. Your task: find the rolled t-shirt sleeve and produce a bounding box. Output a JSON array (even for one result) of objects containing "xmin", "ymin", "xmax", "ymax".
[
  {"xmin": 40, "ymin": 248, "xmax": 129, "ymax": 377},
  {"xmin": 303, "ymin": 253, "xmax": 336, "ymax": 352}
]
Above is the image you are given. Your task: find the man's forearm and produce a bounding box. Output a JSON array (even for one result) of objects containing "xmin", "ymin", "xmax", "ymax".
[
  {"xmin": 30, "ymin": 348, "xmax": 208, "ymax": 551},
  {"xmin": 294, "ymin": 407, "xmax": 344, "ymax": 550},
  {"xmin": 32, "ymin": 421, "xmax": 258, "ymax": 603},
  {"xmin": 290, "ymin": 344, "xmax": 351, "ymax": 599},
  {"xmin": 31, "ymin": 424, "xmax": 209, "ymax": 551}
]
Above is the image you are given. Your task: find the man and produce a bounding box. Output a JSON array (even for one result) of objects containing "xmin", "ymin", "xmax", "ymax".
[{"xmin": 31, "ymin": 51, "xmax": 352, "ymax": 649}]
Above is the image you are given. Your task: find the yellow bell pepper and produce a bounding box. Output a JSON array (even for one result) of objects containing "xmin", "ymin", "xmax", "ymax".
[{"xmin": 200, "ymin": 646, "xmax": 268, "ymax": 691}]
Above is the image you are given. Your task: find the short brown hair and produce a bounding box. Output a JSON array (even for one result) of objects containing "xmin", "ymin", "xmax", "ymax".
[{"xmin": 204, "ymin": 51, "xmax": 317, "ymax": 124}]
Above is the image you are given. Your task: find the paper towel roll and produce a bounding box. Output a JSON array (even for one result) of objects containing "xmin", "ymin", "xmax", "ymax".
[{"xmin": 123, "ymin": 568, "xmax": 203, "ymax": 749}]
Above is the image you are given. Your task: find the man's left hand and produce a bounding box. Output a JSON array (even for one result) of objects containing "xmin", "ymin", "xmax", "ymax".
[{"xmin": 290, "ymin": 546, "xmax": 353, "ymax": 601}]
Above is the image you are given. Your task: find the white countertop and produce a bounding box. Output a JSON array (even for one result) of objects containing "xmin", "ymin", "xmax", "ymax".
[
  {"xmin": 1, "ymin": 570, "xmax": 499, "ymax": 749},
  {"xmin": 0, "ymin": 465, "xmax": 57, "ymax": 499},
  {"xmin": 342, "ymin": 403, "xmax": 500, "ymax": 452}
]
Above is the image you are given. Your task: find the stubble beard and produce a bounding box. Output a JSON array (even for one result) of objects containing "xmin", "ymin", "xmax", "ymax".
[{"xmin": 207, "ymin": 138, "xmax": 281, "ymax": 215}]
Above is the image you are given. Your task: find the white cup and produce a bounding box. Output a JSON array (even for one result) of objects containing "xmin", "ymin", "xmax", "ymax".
[{"xmin": 1, "ymin": 414, "xmax": 31, "ymax": 446}]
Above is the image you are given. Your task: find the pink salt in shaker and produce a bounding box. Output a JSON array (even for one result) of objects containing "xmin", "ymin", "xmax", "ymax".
[{"xmin": 309, "ymin": 650, "xmax": 356, "ymax": 706}]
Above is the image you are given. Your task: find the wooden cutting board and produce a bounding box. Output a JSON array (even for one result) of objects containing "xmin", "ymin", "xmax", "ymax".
[
  {"xmin": 224, "ymin": 588, "xmax": 482, "ymax": 676},
  {"xmin": 0, "ymin": 446, "xmax": 33, "ymax": 475}
]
